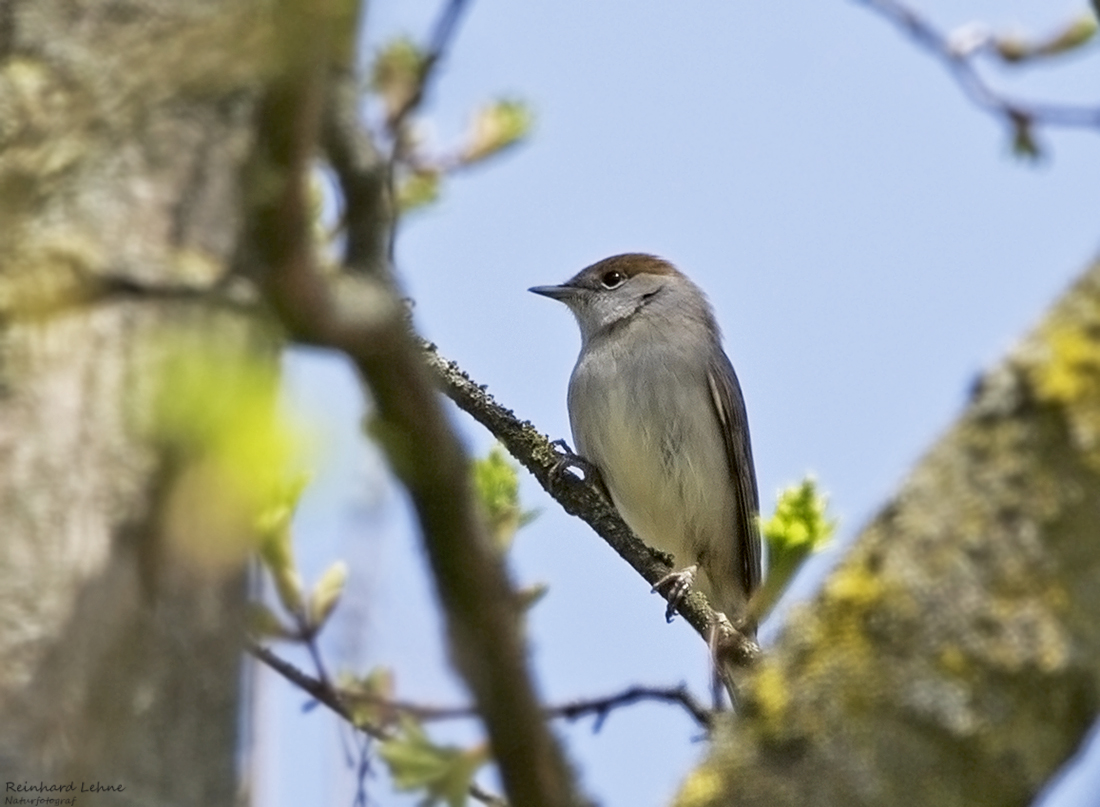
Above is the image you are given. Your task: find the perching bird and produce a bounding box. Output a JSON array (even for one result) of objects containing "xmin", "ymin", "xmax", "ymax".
[{"xmin": 530, "ymin": 253, "xmax": 762, "ymax": 635}]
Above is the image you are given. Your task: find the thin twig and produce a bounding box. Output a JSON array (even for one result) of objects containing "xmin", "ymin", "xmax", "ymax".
[
  {"xmin": 247, "ymin": 640, "xmax": 508, "ymax": 804},
  {"xmin": 249, "ymin": 640, "xmax": 713, "ymax": 732},
  {"xmin": 547, "ymin": 685, "xmax": 713, "ymax": 731},
  {"xmin": 387, "ymin": 0, "xmax": 474, "ymax": 144},
  {"xmin": 385, "ymin": 0, "xmax": 475, "ymax": 258},
  {"xmin": 246, "ymin": 638, "xmax": 374, "ymax": 733},
  {"xmin": 854, "ymin": 0, "xmax": 1100, "ymax": 141}
]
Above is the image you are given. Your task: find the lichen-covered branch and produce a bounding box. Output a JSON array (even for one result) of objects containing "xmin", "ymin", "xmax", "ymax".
[{"xmin": 674, "ymin": 259, "xmax": 1100, "ymax": 807}]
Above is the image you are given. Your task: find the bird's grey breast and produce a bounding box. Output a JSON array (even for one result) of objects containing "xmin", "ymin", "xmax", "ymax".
[{"xmin": 566, "ymin": 330, "xmax": 736, "ymax": 565}]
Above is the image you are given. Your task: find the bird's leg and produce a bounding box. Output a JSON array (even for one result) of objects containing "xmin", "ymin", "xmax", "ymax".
[
  {"xmin": 710, "ymin": 613, "xmax": 761, "ymax": 709},
  {"xmin": 548, "ymin": 439, "xmax": 610, "ymax": 500},
  {"xmin": 651, "ymin": 564, "xmax": 698, "ymax": 623},
  {"xmin": 709, "ymin": 615, "xmax": 736, "ymax": 711}
]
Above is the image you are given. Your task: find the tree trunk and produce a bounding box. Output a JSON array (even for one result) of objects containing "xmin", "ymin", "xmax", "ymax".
[{"xmin": 0, "ymin": 2, "xmax": 271, "ymax": 803}]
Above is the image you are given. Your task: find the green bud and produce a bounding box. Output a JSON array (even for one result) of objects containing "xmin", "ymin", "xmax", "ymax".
[
  {"xmin": 308, "ymin": 560, "xmax": 349, "ymax": 629},
  {"xmin": 460, "ymin": 99, "xmax": 533, "ymax": 164}
]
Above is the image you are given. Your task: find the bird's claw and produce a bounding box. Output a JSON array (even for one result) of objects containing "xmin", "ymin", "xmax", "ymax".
[
  {"xmin": 651, "ymin": 564, "xmax": 698, "ymax": 623},
  {"xmin": 548, "ymin": 439, "xmax": 607, "ymax": 499}
]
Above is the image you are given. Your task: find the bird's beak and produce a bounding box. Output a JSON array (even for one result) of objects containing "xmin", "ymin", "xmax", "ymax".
[{"xmin": 528, "ymin": 284, "xmax": 577, "ymax": 302}]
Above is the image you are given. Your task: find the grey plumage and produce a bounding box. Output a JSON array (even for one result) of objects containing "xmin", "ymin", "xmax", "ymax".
[{"xmin": 531, "ymin": 253, "xmax": 761, "ymax": 631}]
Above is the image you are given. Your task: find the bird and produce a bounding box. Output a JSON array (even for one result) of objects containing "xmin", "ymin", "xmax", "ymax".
[{"xmin": 530, "ymin": 253, "xmax": 762, "ymax": 637}]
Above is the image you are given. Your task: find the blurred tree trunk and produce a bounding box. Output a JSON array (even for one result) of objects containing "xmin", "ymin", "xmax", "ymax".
[
  {"xmin": 0, "ymin": 2, "xmax": 271, "ymax": 803},
  {"xmin": 678, "ymin": 261, "xmax": 1100, "ymax": 807}
]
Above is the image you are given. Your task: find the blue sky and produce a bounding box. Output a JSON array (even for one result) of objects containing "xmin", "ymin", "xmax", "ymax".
[{"xmin": 251, "ymin": 2, "xmax": 1100, "ymax": 805}]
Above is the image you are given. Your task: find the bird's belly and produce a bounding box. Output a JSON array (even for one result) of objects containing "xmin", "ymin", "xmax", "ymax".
[{"xmin": 571, "ymin": 375, "xmax": 737, "ymax": 592}]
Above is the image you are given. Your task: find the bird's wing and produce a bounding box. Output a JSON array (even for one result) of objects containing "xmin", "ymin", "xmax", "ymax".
[{"xmin": 706, "ymin": 354, "xmax": 762, "ymax": 596}]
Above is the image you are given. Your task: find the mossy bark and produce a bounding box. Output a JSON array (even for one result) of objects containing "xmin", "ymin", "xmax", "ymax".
[{"xmin": 678, "ymin": 262, "xmax": 1100, "ymax": 807}]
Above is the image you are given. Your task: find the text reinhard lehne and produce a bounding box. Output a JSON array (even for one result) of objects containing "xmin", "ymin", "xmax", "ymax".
[
  {"xmin": 5, "ymin": 780, "xmax": 124, "ymax": 803},
  {"xmin": 5, "ymin": 780, "xmax": 124, "ymax": 805},
  {"xmin": 6, "ymin": 783, "xmax": 122, "ymax": 794}
]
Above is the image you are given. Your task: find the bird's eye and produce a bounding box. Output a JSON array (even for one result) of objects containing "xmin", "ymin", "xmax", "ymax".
[{"xmin": 600, "ymin": 270, "xmax": 626, "ymax": 289}]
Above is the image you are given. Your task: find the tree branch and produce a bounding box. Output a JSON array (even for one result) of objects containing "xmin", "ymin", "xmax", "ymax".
[
  {"xmin": 383, "ymin": 0, "xmax": 475, "ymax": 256},
  {"xmin": 390, "ymin": 0, "xmax": 473, "ymax": 131},
  {"xmin": 854, "ymin": 0, "xmax": 1100, "ymax": 152},
  {"xmin": 249, "ymin": 639, "xmax": 713, "ymax": 733},
  {"xmin": 244, "ymin": 3, "xmax": 585, "ymax": 806},
  {"xmin": 419, "ymin": 338, "xmax": 761, "ymax": 668},
  {"xmin": 246, "ymin": 639, "xmax": 374, "ymax": 733},
  {"xmin": 247, "ymin": 640, "xmax": 508, "ymax": 806},
  {"xmin": 548, "ymin": 685, "xmax": 713, "ymax": 731}
]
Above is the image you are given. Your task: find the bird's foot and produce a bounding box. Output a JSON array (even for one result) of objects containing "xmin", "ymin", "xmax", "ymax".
[
  {"xmin": 651, "ymin": 564, "xmax": 698, "ymax": 623},
  {"xmin": 548, "ymin": 439, "xmax": 608, "ymax": 499}
]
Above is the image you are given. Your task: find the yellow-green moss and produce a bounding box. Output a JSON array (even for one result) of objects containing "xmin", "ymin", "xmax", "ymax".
[
  {"xmin": 752, "ymin": 661, "xmax": 792, "ymax": 728},
  {"xmin": 938, "ymin": 644, "xmax": 971, "ymax": 679},
  {"xmin": 673, "ymin": 764, "xmax": 725, "ymax": 807},
  {"xmin": 1030, "ymin": 297, "xmax": 1100, "ymax": 469}
]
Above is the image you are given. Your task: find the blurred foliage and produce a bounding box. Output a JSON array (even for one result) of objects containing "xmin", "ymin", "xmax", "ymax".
[
  {"xmin": 379, "ymin": 717, "xmax": 490, "ymax": 807},
  {"xmin": 342, "ymin": 666, "xmax": 399, "ymax": 731},
  {"xmin": 308, "ymin": 559, "xmax": 349, "ymax": 628},
  {"xmin": 994, "ymin": 12, "xmax": 1096, "ymax": 63},
  {"xmin": 750, "ymin": 478, "xmax": 836, "ymax": 622},
  {"xmin": 150, "ymin": 339, "xmax": 309, "ymax": 571},
  {"xmin": 471, "ymin": 445, "xmax": 538, "ymax": 552},
  {"xmin": 515, "ymin": 581, "xmax": 549, "ymax": 613},
  {"xmin": 397, "ymin": 167, "xmax": 441, "ymax": 213},
  {"xmin": 247, "ymin": 601, "xmax": 295, "ymax": 640},
  {"xmin": 255, "ymin": 474, "xmax": 312, "ymax": 620},
  {"xmin": 370, "ymin": 37, "xmax": 426, "ymax": 122},
  {"xmin": 460, "ymin": 99, "xmax": 533, "ymax": 164},
  {"xmin": 365, "ymin": 36, "xmax": 532, "ymax": 219},
  {"xmin": 252, "ymin": 476, "xmax": 350, "ymax": 636}
]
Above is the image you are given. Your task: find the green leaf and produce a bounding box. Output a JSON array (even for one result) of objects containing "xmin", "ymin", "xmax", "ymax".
[
  {"xmin": 460, "ymin": 99, "xmax": 533, "ymax": 164},
  {"xmin": 397, "ymin": 168, "xmax": 441, "ymax": 213},
  {"xmin": 255, "ymin": 477, "xmax": 313, "ymax": 618},
  {"xmin": 750, "ymin": 477, "xmax": 836, "ymax": 622},
  {"xmin": 246, "ymin": 602, "xmax": 294, "ymax": 640},
  {"xmin": 307, "ymin": 560, "xmax": 349, "ymax": 629},
  {"xmin": 342, "ymin": 666, "xmax": 398, "ymax": 730},
  {"xmin": 147, "ymin": 336, "xmax": 311, "ymax": 570},
  {"xmin": 995, "ymin": 13, "xmax": 1096, "ymax": 62},
  {"xmin": 471, "ymin": 445, "xmax": 534, "ymax": 551},
  {"xmin": 271, "ymin": 565, "xmax": 305, "ymax": 617},
  {"xmin": 379, "ymin": 718, "xmax": 490, "ymax": 807},
  {"xmin": 370, "ymin": 37, "xmax": 426, "ymax": 120}
]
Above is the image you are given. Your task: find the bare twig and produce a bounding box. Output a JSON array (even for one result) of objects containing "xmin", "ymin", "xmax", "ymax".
[
  {"xmin": 854, "ymin": 0, "xmax": 1100, "ymax": 149},
  {"xmin": 247, "ymin": 640, "xmax": 508, "ymax": 806},
  {"xmin": 387, "ymin": 0, "xmax": 474, "ymax": 144},
  {"xmin": 470, "ymin": 782, "xmax": 510, "ymax": 807},
  {"xmin": 246, "ymin": 638, "xmax": 373, "ymax": 733},
  {"xmin": 547, "ymin": 685, "xmax": 713, "ymax": 731},
  {"xmin": 384, "ymin": 0, "xmax": 475, "ymax": 257},
  {"xmin": 249, "ymin": 638, "xmax": 714, "ymax": 735}
]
